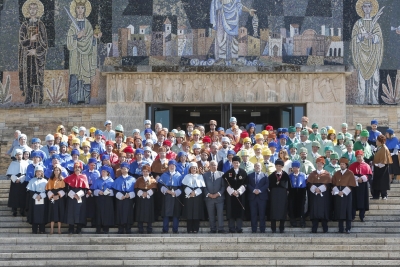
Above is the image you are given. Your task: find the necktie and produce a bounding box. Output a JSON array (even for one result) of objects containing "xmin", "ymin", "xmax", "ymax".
[
  {"xmin": 212, "ymin": 173, "xmax": 215, "ymax": 182},
  {"xmin": 255, "ymin": 173, "xmax": 259, "ymax": 185}
]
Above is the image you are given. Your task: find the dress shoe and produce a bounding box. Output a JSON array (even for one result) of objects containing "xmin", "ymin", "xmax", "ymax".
[
  {"xmin": 311, "ymin": 230, "xmax": 317, "ymax": 233},
  {"xmin": 360, "ymin": 218, "xmax": 365, "ymax": 222},
  {"xmin": 162, "ymin": 231, "xmax": 168, "ymax": 234},
  {"xmin": 75, "ymin": 229, "xmax": 82, "ymax": 234},
  {"xmin": 126, "ymin": 229, "xmax": 132, "ymax": 234},
  {"xmin": 279, "ymin": 229, "xmax": 285, "ymax": 233},
  {"xmin": 218, "ymin": 230, "xmax": 225, "ymax": 234},
  {"xmin": 338, "ymin": 230, "xmax": 344, "ymax": 233},
  {"xmin": 12, "ymin": 212, "xmax": 17, "ymax": 217},
  {"xmin": 236, "ymin": 229, "xmax": 243, "ymax": 233},
  {"xmin": 173, "ymin": 231, "xmax": 179, "ymax": 234},
  {"xmin": 103, "ymin": 232, "xmax": 109, "ymax": 234},
  {"xmin": 271, "ymin": 230, "xmax": 276, "ymax": 233},
  {"xmin": 117, "ymin": 229, "xmax": 124, "ymax": 234},
  {"xmin": 20, "ymin": 212, "xmax": 25, "ymax": 217},
  {"xmin": 346, "ymin": 230, "xmax": 351, "ymax": 234},
  {"xmin": 209, "ymin": 230, "xmax": 217, "ymax": 234},
  {"xmin": 229, "ymin": 229, "xmax": 235, "ymax": 233}
]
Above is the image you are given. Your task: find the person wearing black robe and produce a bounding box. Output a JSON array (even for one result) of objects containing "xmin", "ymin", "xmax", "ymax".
[
  {"xmin": 268, "ymin": 159, "xmax": 289, "ymax": 233},
  {"xmin": 371, "ymin": 135, "xmax": 393, "ymax": 200},
  {"xmin": 7, "ymin": 149, "xmax": 29, "ymax": 217},
  {"xmin": 64, "ymin": 162, "xmax": 90, "ymax": 234},
  {"xmin": 349, "ymin": 150, "xmax": 372, "ymax": 222},
  {"xmin": 223, "ymin": 156, "xmax": 248, "ymax": 233},
  {"xmin": 26, "ymin": 165, "xmax": 48, "ymax": 234},
  {"xmin": 135, "ymin": 165, "xmax": 158, "ymax": 234},
  {"xmin": 182, "ymin": 162, "xmax": 206, "ymax": 233},
  {"xmin": 332, "ymin": 158, "xmax": 357, "ymax": 234},
  {"xmin": 112, "ymin": 162, "xmax": 136, "ymax": 234},
  {"xmin": 385, "ymin": 129, "xmax": 400, "ymax": 184},
  {"xmin": 93, "ymin": 166, "xmax": 115, "ymax": 234},
  {"xmin": 158, "ymin": 160, "xmax": 183, "ymax": 234},
  {"xmin": 45, "ymin": 164, "xmax": 66, "ymax": 235},
  {"xmin": 151, "ymin": 147, "xmax": 169, "ymax": 221},
  {"xmin": 288, "ymin": 161, "xmax": 308, "ymax": 227},
  {"xmin": 307, "ymin": 157, "xmax": 332, "ymax": 233}
]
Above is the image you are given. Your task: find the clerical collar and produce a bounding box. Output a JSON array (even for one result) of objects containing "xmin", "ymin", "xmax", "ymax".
[{"xmin": 276, "ymin": 172, "xmax": 282, "ymax": 175}]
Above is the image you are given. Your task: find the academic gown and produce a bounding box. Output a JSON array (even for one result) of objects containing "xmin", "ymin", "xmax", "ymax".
[
  {"xmin": 44, "ymin": 166, "xmax": 69, "ymax": 180},
  {"xmin": 386, "ymin": 137, "xmax": 400, "ymax": 175},
  {"xmin": 182, "ymin": 174, "xmax": 206, "ymax": 220},
  {"xmin": 45, "ymin": 178, "xmax": 66, "ymax": 223},
  {"xmin": 268, "ymin": 171, "xmax": 289, "ymax": 221},
  {"xmin": 64, "ymin": 173, "xmax": 90, "ymax": 225},
  {"xmin": 129, "ymin": 160, "xmax": 150, "ymax": 178},
  {"xmin": 158, "ymin": 171, "xmax": 183, "ymax": 218},
  {"xmin": 112, "ymin": 175, "xmax": 136, "ymax": 225},
  {"xmin": 26, "ymin": 178, "xmax": 48, "ymax": 225},
  {"xmin": 372, "ymin": 145, "xmax": 393, "ymax": 191},
  {"xmin": 307, "ymin": 170, "xmax": 332, "ymax": 220},
  {"xmin": 288, "ymin": 172, "xmax": 307, "ymax": 219},
  {"xmin": 82, "ymin": 169, "xmax": 100, "ymax": 220},
  {"xmin": 7, "ymin": 160, "xmax": 29, "ymax": 210},
  {"xmin": 332, "ymin": 170, "xmax": 357, "ymax": 220},
  {"xmin": 134, "ymin": 176, "xmax": 158, "ymax": 223},
  {"xmin": 93, "ymin": 177, "xmax": 115, "ymax": 227},
  {"xmin": 176, "ymin": 162, "xmax": 190, "ymax": 176},
  {"xmin": 349, "ymin": 162, "xmax": 371, "ymax": 212},
  {"xmin": 223, "ymin": 168, "xmax": 248, "ymax": 220}
]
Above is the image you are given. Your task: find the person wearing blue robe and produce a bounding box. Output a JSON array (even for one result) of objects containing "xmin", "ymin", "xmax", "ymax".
[
  {"xmin": 26, "ymin": 151, "xmax": 47, "ymax": 182},
  {"xmin": 128, "ymin": 149, "xmax": 149, "ymax": 178},
  {"xmin": 112, "ymin": 162, "xmax": 136, "ymax": 234},
  {"xmin": 101, "ymin": 154, "xmax": 115, "ymax": 179},
  {"xmin": 368, "ymin": 120, "xmax": 381, "ymax": 148},
  {"xmin": 269, "ymin": 142, "xmax": 279, "ymax": 164},
  {"xmin": 44, "ymin": 154, "xmax": 69, "ymax": 179},
  {"xmin": 26, "ymin": 165, "xmax": 48, "ymax": 234},
  {"xmin": 43, "ymin": 146, "xmax": 58, "ymax": 169},
  {"xmin": 176, "ymin": 151, "xmax": 190, "ymax": 176},
  {"xmin": 277, "ymin": 135, "xmax": 289, "ymax": 154},
  {"xmin": 221, "ymin": 150, "xmax": 235, "ymax": 172},
  {"xmin": 247, "ymin": 122, "xmax": 256, "ymax": 145},
  {"xmin": 59, "ymin": 142, "xmax": 72, "ymax": 164},
  {"xmin": 82, "ymin": 158, "xmax": 101, "ymax": 228},
  {"xmin": 63, "ymin": 149, "xmax": 85, "ymax": 175},
  {"xmin": 90, "ymin": 130, "xmax": 106, "ymax": 155},
  {"xmin": 158, "ymin": 160, "xmax": 183, "ymax": 233},
  {"xmin": 385, "ymin": 129, "xmax": 400, "ymax": 182},
  {"xmin": 84, "ymin": 148, "xmax": 102, "ymax": 171},
  {"xmin": 93, "ymin": 166, "xmax": 114, "ymax": 234},
  {"xmin": 288, "ymin": 161, "xmax": 308, "ymax": 227}
]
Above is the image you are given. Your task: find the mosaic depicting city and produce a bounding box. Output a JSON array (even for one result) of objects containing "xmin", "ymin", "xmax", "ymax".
[{"xmin": 0, "ymin": 0, "xmax": 400, "ymax": 106}]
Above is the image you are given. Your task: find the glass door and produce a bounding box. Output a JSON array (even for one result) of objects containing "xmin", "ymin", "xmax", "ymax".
[
  {"xmin": 280, "ymin": 107, "xmax": 292, "ymax": 128},
  {"xmin": 149, "ymin": 105, "xmax": 172, "ymax": 130}
]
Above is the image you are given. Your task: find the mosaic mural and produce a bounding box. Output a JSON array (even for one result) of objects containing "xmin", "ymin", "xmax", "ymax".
[{"xmin": 0, "ymin": 0, "xmax": 399, "ymax": 106}]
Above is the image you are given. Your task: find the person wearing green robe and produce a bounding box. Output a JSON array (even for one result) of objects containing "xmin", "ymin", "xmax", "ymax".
[
  {"xmin": 334, "ymin": 133, "xmax": 347, "ymax": 158},
  {"xmin": 297, "ymin": 130, "xmax": 312, "ymax": 156},
  {"xmin": 309, "ymin": 123, "xmax": 321, "ymax": 142},
  {"xmin": 287, "ymin": 126, "xmax": 298, "ymax": 147},
  {"xmin": 289, "ymin": 144, "xmax": 300, "ymax": 161},
  {"xmin": 342, "ymin": 140, "xmax": 357, "ymax": 165},
  {"xmin": 324, "ymin": 153, "xmax": 340, "ymax": 176},
  {"xmin": 307, "ymin": 141, "xmax": 321, "ymax": 168},
  {"xmin": 323, "ymin": 146, "xmax": 334, "ymax": 168},
  {"xmin": 299, "ymin": 147, "xmax": 315, "ymax": 175},
  {"xmin": 353, "ymin": 130, "xmax": 374, "ymax": 164},
  {"xmin": 67, "ymin": 0, "xmax": 100, "ymax": 104},
  {"xmin": 318, "ymin": 128, "xmax": 334, "ymax": 155},
  {"xmin": 341, "ymin": 123, "xmax": 353, "ymax": 140}
]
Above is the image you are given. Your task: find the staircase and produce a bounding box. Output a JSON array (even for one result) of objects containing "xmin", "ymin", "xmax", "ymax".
[{"xmin": 0, "ymin": 179, "xmax": 399, "ymax": 266}]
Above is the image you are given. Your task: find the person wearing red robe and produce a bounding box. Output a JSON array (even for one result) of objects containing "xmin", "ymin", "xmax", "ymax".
[
  {"xmin": 349, "ymin": 150, "xmax": 372, "ymax": 222},
  {"xmin": 64, "ymin": 162, "xmax": 89, "ymax": 234}
]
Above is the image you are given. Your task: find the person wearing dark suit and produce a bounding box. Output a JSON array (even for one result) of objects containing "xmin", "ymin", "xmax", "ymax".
[
  {"xmin": 223, "ymin": 156, "xmax": 248, "ymax": 233},
  {"xmin": 203, "ymin": 160, "xmax": 225, "ymax": 233},
  {"xmin": 247, "ymin": 162, "xmax": 269, "ymax": 233}
]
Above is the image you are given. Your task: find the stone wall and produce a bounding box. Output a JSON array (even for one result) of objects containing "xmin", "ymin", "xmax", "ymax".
[
  {"xmin": 346, "ymin": 105, "xmax": 400, "ymax": 133},
  {"xmin": 0, "ymin": 105, "xmax": 106, "ymax": 171}
]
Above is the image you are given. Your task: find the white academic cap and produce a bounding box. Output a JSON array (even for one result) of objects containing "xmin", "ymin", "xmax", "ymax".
[
  {"xmin": 104, "ymin": 120, "xmax": 112, "ymax": 126},
  {"xmin": 14, "ymin": 149, "xmax": 23, "ymax": 155},
  {"xmin": 230, "ymin": 117, "xmax": 237, "ymax": 123},
  {"xmin": 45, "ymin": 134, "xmax": 54, "ymax": 141},
  {"xmin": 295, "ymin": 123, "xmax": 302, "ymax": 128},
  {"xmin": 34, "ymin": 165, "xmax": 44, "ymax": 172},
  {"xmin": 132, "ymin": 129, "xmax": 140, "ymax": 134},
  {"xmin": 144, "ymin": 120, "xmax": 152, "ymax": 125},
  {"xmin": 79, "ymin": 126, "xmax": 87, "ymax": 132},
  {"xmin": 221, "ymin": 137, "xmax": 230, "ymax": 143},
  {"xmin": 189, "ymin": 162, "xmax": 198, "ymax": 168},
  {"xmin": 192, "ymin": 143, "xmax": 202, "ymax": 149}
]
